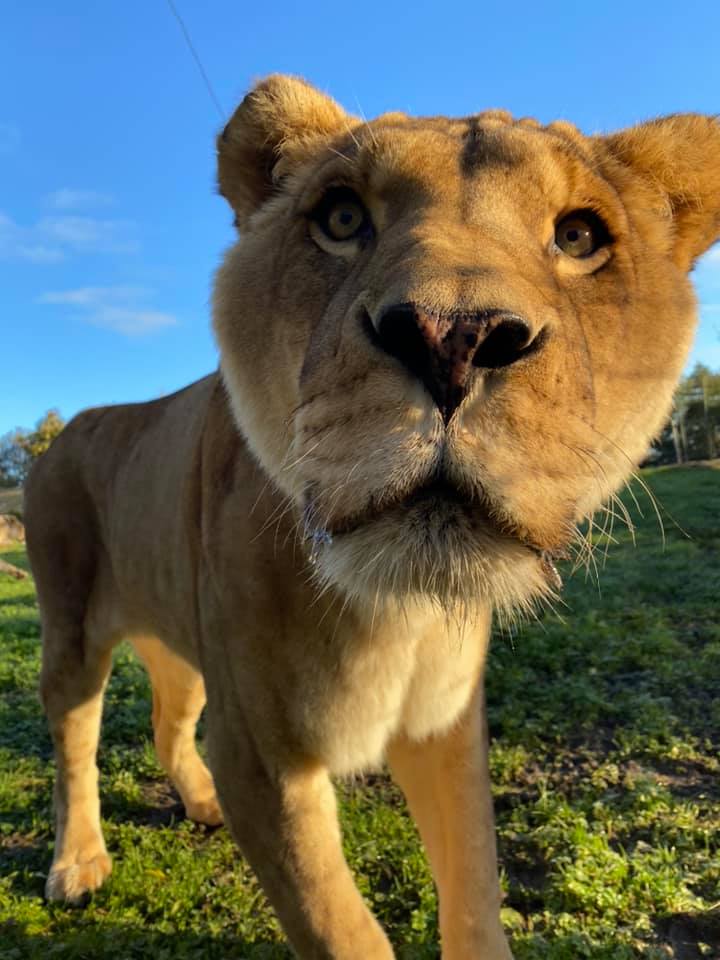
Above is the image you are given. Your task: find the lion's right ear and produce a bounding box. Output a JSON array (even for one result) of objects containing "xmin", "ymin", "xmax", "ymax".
[
  {"xmin": 217, "ymin": 75, "xmax": 352, "ymax": 228},
  {"xmin": 600, "ymin": 114, "xmax": 720, "ymax": 271}
]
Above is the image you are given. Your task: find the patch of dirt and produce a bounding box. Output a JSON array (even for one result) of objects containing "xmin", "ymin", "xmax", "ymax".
[
  {"xmin": 126, "ymin": 780, "xmax": 224, "ymax": 834},
  {"xmin": 656, "ymin": 912, "xmax": 720, "ymax": 958},
  {"xmin": 0, "ymin": 833, "xmax": 43, "ymax": 851},
  {"xmin": 339, "ymin": 771, "xmax": 407, "ymax": 809},
  {"xmin": 101, "ymin": 779, "xmax": 186, "ymax": 827},
  {"xmin": 650, "ymin": 757, "xmax": 720, "ymax": 801},
  {"xmin": 492, "ymin": 747, "xmax": 720, "ymax": 811},
  {"xmin": 136, "ymin": 780, "xmax": 186, "ymax": 826}
]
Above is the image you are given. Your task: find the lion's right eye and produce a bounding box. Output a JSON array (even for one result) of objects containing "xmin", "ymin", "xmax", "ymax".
[{"xmin": 313, "ymin": 188, "xmax": 371, "ymax": 243}]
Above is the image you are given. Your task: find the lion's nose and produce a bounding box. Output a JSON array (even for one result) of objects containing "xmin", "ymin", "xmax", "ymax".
[{"xmin": 370, "ymin": 303, "xmax": 541, "ymax": 423}]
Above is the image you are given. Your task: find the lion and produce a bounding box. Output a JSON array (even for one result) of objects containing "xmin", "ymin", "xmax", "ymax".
[{"xmin": 24, "ymin": 76, "xmax": 720, "ymax": 959}]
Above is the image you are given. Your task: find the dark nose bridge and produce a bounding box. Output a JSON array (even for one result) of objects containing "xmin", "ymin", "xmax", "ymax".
[{"xmin": 372, "ymin": 304, "xmax": 539, "ymax": 423}]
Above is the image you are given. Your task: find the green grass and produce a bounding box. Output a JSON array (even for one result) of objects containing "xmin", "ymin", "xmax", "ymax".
[{"xmin": 1, "ymin": 465, "xmax": 719, "ymax": 958}]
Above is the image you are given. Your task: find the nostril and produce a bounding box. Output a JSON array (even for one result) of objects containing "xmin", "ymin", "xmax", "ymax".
[
  {"xmin": 472, "ymin": 316, "xmax": 538, "ymax": 369},
  {"xmin": 374, "ymin": 305, "xmax": 434, "ymax": 387}
]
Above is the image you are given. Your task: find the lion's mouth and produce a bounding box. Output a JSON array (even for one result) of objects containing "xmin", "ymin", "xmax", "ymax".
[
  {"xmin": 302, "ymin": 475, "xmax": 564, "ymax": 586},
  {"xmin": 301, "ymin": 477, "xmax": 475, "ymax": 540},
  {"xmin": 326, "ymin": 478, "xmax": 479, "ymax": 537}
]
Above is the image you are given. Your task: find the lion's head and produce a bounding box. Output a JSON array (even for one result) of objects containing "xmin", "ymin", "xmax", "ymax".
[{"xmin": 213, "ymin": 76, "xmax": 720, "ymax": 616}]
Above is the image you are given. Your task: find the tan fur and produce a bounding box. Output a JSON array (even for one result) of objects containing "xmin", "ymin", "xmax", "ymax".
[{"xmin": 25, "ymin": 76, "xmax": 720, "ymax": 957}]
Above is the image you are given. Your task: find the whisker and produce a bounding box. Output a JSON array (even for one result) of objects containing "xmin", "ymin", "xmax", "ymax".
[
  {"xmin": 343, "ymin": 118, "xmax": 361, "ymax": 150},
  {"xmin": 609, "ymin": 492, "xmax": 636, "ymax": 545},
  {"xmin": 281, "ymin": 440, "xmax": 323, "ymax": 473},
  {"xmin": 354, "ymin": 98, "xmax": 379, "ymax": 149},
  {"xmin": 327, "ymin": 146, "xmax": 353, "ymax": 164},
  {"xmin": 251, "ymin": 496, "xmax": 296, "ymax": 544}
]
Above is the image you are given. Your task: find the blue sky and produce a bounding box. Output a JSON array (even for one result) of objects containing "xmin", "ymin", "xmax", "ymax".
[{"xmin": 2, "ymin": 0, "xmax": 719, "ymax": 435}]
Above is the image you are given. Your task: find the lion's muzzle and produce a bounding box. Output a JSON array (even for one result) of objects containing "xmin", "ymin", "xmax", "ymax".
[{"xmin": 366, "ymin": 303, "xmax": 543, "ymax": 423}]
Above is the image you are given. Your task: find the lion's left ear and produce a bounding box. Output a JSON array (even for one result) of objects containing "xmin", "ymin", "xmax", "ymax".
[
  {"xmin": 217, "ymin": 74, "xmax": 352, "ymax": 229},
  {"xmin": 599, "ymin": 114, "xmax": 720, "ymax": 270}
]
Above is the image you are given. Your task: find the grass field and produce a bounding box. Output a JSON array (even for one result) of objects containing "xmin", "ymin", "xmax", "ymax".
[
  {"xmin": 1, "ymin": 466, "xmax": 719, "ymax": 958},
  {"xmin": 0, "ymin": 488, "xmax": 23, "ymax": 517}
]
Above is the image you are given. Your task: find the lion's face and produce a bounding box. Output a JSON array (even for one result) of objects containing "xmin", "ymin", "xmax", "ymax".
[{"xmin": 213, "ymin": 77, "xmax": 720, "ymax": 615}]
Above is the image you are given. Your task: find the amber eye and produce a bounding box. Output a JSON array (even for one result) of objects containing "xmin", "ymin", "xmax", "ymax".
[
  {"xmin": 314, "ymin": 188, "xmax": 370, "ymax": 242},
  {"xmin": 555, "ymin": 211, "xmax": 610, "ymax": 258}
]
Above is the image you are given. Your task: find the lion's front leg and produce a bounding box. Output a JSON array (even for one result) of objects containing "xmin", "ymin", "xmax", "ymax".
[
  {"xmin": 205, "ymin": 701, "xmax": 394, "ymax": 960},
  {"xmin": 388, "ymin": 686, "xmax": 512, "ymax": 960}
]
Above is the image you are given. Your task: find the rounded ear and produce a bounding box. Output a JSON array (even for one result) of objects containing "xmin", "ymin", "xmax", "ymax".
[
  {"xmin": 599, "ymin": 114, "xmax": 720, "ymax": 270},
  {"xmin": 217, "ymin": 75, "xmax": 352, "ymax": 229}
]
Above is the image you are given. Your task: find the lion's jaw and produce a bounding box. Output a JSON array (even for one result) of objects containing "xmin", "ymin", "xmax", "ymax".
[{"xmin": 213, "ymin": 81, "xmax": 717, "ymax": 616}]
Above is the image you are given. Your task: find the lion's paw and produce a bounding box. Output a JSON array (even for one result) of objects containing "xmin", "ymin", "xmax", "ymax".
[
  {"xmin": 185, "ymin": 794, "xmax": 224, "ymax": 827},
  {"xmin": 45, "ymin": 852, "xmax": 113, "ymax": 904}
]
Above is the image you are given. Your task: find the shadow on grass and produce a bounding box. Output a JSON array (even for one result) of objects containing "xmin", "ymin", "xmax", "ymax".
[
  {"xmin": 0, "ymin": 699, "xmax": 50, "ymax": 760},
  {"xmin": 0, "ymin": 592, "xmax": 36, "ymax": 608},
  {"xmin": 0, "ymin": 548, "xmax": 31, "ymax": 572},
  {"xmin": 1, "ymin": 785, "xmax": 190, "ymax": 864},
  {"xmin": 3, "ymin": 920, "xmax": 707, "ymax": 960},
  {"xmin": 0, "ymin": 921, "xmax": 294, "ymax": 960},
  {"xmin": 515, "ymin": 922, "xmax": 719, "ymax": 959},
  {"xmin": 0, "ymin": 835, "xmax": 47, "ymax": 874}
]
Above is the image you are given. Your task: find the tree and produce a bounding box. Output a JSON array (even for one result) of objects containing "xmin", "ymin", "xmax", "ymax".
[
  {"xmin": 0, "ymin": 410, "xmax": 65, "ymax": 486},
  {"xmin": 16, "ymin": 409, "xmax": 65, "ymax": 461},
  {"xmin": 0, "ymin": 432, "xmax": 31, "ymax": 487}
]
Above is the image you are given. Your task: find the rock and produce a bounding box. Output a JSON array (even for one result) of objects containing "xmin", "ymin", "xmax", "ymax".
[{"xmin": 0, "ymin": 514, "xmax": 25, "ymax": 547}]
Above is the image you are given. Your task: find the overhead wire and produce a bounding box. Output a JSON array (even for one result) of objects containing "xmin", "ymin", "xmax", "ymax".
[{"xmin": 165, "ymin": 0, "xmax": 225, "ymax": 121}]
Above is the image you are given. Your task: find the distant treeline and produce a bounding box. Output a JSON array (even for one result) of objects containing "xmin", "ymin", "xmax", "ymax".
[{"xmin": 647, "ymin": 363, "xmax": 720, "ymax": 465}]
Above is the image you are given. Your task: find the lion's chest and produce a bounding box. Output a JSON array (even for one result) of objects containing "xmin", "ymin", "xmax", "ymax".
[{"xmin": 293, "ymin": 607, "xmax": 489, "ymax": 776}]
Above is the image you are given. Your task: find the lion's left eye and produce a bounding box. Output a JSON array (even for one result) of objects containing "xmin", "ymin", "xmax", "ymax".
[
  {"xmin": 314, "ymin": 188, "xmax": 370, "ymax": 242},
  {"xmin": 554, "ymin": 210, "xmax": 611, "ymax": 258}
]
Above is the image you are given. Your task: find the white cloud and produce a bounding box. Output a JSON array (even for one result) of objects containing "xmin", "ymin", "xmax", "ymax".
[
  {"xmin": 86, "ymin": 307, "xmax": 177, "ymax": 336},
  {"xmin": 45, "ymin": 188, "xmax": 115, "ymax": 211},
  {"xmin": 0, "ymin": 123, "xmax": 20, "ymax": 154},
  {"xmin": 38, "ymin": 215, "xmax": 137, "ymax": 254},
  {"xmin": 38, "ymin": 285, "xmax": 149, "ymax": 306},
  {"xmin": 704, "ymin": 245, "xmax": 720, "ymax": 266},
  {"xmin": 0, "ymin": 212, "xmax": 64, "ymax": 262},
  {"xmin": 39, "ymin": 285, "xmax": 177, "ymax": 337},
  {"xmin": 0, "ymin": 210, "xmax": 138, "ymax": 262}
]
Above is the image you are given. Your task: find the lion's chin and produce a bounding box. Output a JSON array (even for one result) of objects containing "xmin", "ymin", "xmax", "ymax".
[{"xmin": 306, "ymin": 486, "xmax": 560, "ymax": 620}]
